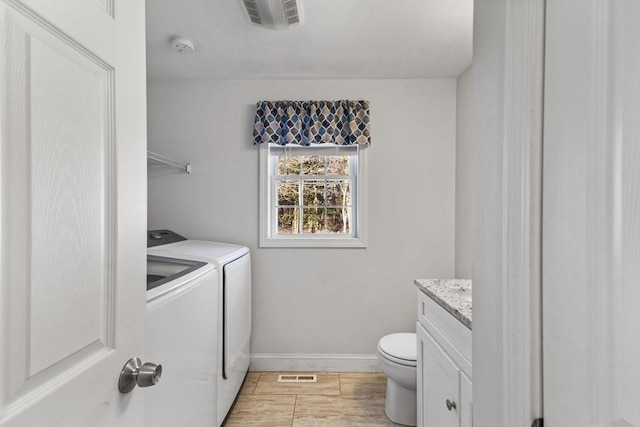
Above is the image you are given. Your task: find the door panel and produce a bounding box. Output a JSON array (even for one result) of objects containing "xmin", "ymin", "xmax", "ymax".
[
  {"xmin": 543, "ymin": 0, "xmax": 640, "ymax": 425},
  {"xmin": 0, "ymin": 1, "xmax": 146, "ymax": 425},
  {"xmin": 28, "ymin": 15, "xmax": 113, "ymax": 377},
  {"xmin": 92, "ymin": 0, "xmax": 114, "ymax": 18}
]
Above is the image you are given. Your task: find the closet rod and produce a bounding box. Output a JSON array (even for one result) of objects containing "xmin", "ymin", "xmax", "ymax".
[{"xmin": 147, "ymin": 151, "xmax": 191, "ymax": 174}]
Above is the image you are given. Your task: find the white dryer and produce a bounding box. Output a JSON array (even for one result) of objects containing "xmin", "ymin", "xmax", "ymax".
[{"xmin": 147, "ymin": 230, "xmax": 251, "ymax": 426}]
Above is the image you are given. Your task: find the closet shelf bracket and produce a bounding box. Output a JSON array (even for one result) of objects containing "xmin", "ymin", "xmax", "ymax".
[{"xmin": 147, "ymin": 151, "xmax": 191, "ymax": 174}]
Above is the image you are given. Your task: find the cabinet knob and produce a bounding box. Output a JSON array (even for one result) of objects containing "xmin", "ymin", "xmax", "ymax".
[{"xmin": 446, "ymin": 399, "xmax": 457, "ymax": 411}]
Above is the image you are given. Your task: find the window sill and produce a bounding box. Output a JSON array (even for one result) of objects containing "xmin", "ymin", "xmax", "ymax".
[{"xmin": 259, "ymin": 236, "xmax": 367, "ymax": 248}]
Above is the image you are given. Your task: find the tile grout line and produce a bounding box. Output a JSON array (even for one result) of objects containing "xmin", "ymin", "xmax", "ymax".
[
  {"xmin": 249, "ymin": 372, "xmax": 262, "ymax": 396},
  {"xmin": 252, "ymin": 371, "xmax": 261, "ymax": 395},
  {"xmin": 291, "ymin": 394, "xmax": 297, "ymax": 427},
  {"xmin": 251, "ymin": 371, "xmax": 264, "ymax": 396}
]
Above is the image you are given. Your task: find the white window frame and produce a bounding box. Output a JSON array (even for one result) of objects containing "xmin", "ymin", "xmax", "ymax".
[{"xmin": 259, "ymin": 143, "xmax": 368, "ymax": 248}]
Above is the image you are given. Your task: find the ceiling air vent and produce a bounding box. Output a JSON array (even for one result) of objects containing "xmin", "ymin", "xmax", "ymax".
[
  {"xmin": 242, "ymin": 0, "xmax": 262, "ymax": 25},
  {"xmin": 277, "ymin": 374, "xmax": 317, "ymax": 383},
  {"xmin": 283, "ymin": 0, "xmax": 300, "ymax": 25},
  {"xmin": 239, "ymin": 0, "xmax": 303, "ymax": 30}
]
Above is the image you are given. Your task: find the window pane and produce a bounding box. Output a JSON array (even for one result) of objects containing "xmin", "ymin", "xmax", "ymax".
[
  {"xmin": 278, "ymin": 156, "xmax": 301, "ymax": 175},
  {"xmin": 302, "ymin": 208, "xmax": 326, "ymax": 233},
  {"xmin": 301, "ymin": 156, "xmax": 326, "ymax": 175},
  {"xmin": 302, "ymin": 180, "xmax": 325, "ymax": 206},
  {"xmin": 326, "ymin": 180, "xmax": 350, "ymax": 206},
  {"xmin": 277, "ymin": 207, "xmax": 299, "ymax": 234},
  {"xmin": 327, "ymin": 156, "xmax": 349, "ymax": 175},
  {"xmin": 277, "ymin": 181, "xmax": 299, "ymax": 206},
  {"xmin": 327, "ymin": 207, "xmax": 351, "ymax": 234}
]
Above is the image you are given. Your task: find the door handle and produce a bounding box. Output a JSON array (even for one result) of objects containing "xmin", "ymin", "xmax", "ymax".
[
  {"xmin": 446, "ymin": 399, "xmax": 457, "ymax": 411},
  {"xmin": 118, "ymin": 357, "xmax": 162, "ymax": 393}
]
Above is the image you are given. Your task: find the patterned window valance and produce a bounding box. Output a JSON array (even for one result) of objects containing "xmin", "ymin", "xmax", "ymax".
[{"xmin": 253, "ymin": 100, "xmax": 371, "ymax": 146}]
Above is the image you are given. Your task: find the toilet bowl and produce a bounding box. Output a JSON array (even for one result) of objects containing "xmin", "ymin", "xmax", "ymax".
[{"xmin": 377, "ymin": 333, "xmax": 417, "ymax": 426}]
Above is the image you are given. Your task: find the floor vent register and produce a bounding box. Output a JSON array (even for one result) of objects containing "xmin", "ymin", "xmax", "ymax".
[{"xmin": 277, "ymin": 374, "xmax": 317, "ymax": 383}]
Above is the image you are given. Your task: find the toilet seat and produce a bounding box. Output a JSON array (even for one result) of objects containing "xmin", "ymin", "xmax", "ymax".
[
  {"xmin": 379, "ymin": 348, "xmax": 417, "ymax": 367},
  {"xmin": 378, "ymin": 333, "xmax": 417, "ymax": 367}
]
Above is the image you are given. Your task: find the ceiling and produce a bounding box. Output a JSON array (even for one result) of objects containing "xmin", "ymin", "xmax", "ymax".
[{"xmin": 145, "ymin": 0, "xmax": 473, "ymax": 80}]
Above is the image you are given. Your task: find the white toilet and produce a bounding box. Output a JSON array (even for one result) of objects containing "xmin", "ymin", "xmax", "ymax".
[{"xmin": 377, "ymin": 333, "xmax": 417, "ymax": 426}]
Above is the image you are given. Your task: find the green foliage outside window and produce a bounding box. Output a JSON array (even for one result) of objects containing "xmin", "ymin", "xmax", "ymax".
[{"xmin": 275, "ymin": 155, "xmax": 352, "ymax": 235}]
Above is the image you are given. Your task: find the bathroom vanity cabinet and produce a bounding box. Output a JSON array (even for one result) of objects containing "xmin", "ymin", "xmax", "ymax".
[{"xmin": 415, "ymin": 280, "xmax": 472, "ymax": 427}]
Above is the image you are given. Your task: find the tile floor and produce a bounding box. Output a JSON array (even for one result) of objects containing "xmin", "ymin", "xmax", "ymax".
[{"xmin": 224, "ymin": 372, "xmax": 412, "ymax": 427}]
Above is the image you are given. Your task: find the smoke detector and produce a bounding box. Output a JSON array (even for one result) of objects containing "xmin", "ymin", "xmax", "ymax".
[{"xmin": 170, "ymin": 36, "xmax": 195, "ymax": 55}]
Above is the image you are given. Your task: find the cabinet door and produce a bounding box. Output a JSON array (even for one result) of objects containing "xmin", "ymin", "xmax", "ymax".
[
  {"xmin": 417, "ymin": 323, "xmax": 460, "ymax": 427},
  {"xmin": 460, "ymin": 372, "xmax": 473, "ymax": 427}
]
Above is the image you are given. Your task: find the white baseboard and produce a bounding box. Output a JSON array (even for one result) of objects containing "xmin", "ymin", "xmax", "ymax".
[{"xmin": 250, "ymin": 353, "xmax": 380, "ymax": 372}]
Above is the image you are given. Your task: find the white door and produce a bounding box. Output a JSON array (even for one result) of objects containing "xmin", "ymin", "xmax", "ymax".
[
  {"xmin": 0, "ymin": 1, "xmax": 147, "ymax": 426},
  {"xmin": 543, "ymin": 0, "xmax": 640, "ymax": 425}
]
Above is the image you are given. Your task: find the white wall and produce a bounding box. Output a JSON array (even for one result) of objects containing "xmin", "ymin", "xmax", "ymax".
[
  {"xmin": 470, "ymin": 0, "xmax": 507, "ymax": 423},
  {"xmin": 455, "ymin": 66, "xmax": 473, "ymax": 279},
  {"xmin": 147, "ymin": 79, "xmax": 456, "ymax": 369}
]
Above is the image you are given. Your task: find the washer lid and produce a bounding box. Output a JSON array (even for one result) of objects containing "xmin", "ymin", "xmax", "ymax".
[{"xmin": 378, "ymin": 333, "xmax": 417, "ymax": 362}]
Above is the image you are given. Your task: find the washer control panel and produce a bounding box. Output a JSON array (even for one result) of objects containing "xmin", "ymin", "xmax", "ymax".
[{"xmin": 147, "ymin": 229, "xmax": 187, "ymax": 248}]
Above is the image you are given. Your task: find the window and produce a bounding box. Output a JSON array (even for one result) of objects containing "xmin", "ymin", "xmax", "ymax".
[{"xmin": 260, "ymin": 143, "xmax": 367, "ymax": 248}]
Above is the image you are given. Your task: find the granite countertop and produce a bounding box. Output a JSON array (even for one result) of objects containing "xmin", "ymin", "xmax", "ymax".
[{"xmin": 414, "ymin": 278, "xmax": 472, "ymax": 330}]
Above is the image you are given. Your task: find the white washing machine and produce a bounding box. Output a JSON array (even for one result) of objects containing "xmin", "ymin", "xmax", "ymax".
[
  {"xmin": 147, "ymin": 230, "xmax": 251, "ymax": 426},
  {"xmin": 145, "ymin": 255, "xmax": 218, "ymax": 427}
]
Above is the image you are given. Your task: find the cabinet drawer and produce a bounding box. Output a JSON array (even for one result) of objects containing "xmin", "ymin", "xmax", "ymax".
[{"xmin": 417, "ymin": 290, "xmax": 472, "ymax": 370}]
